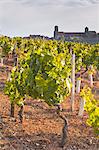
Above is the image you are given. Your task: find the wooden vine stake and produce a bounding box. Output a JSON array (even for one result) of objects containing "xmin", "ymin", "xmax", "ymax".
[
  {"xmin": 1, "ymin": 57, "xmax": 4, "ymax": 66},
  {"xmin": 71, "ymin": 51, "xmax": 75, "ymax": 112},
  {"xmin": 76, "ymin": 78, "xmax": 81, "ymax": 94},
  {"xmin": 13, "ymin": 43, "xmax": 18, "ymax": 67},
  {"xmin": 88, "ymin": 65, "xmax": 93, "ymax": 87},
  {"xmin": 89, "ymin": 73, "xmax": 93, "ymax": 87},
  {"xmin": 7, "ymin": 72, "xmax": 11, "ymax": 81},
  {"xmin": 0, "ymin": 48, "xmax": 4, "ymax": 66},
  {"xmin": 78, "ymin": 98, "xmax": 85, "ymax": 117},
  {"xmin": 96, "ymin": 71, "xmax": 99, "ymax": 81}
]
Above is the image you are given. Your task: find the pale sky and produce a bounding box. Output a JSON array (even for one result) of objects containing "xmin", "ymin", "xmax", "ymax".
[{"xmin": 0, "ymin": 0, "xmax": 99, "ymax": 37}]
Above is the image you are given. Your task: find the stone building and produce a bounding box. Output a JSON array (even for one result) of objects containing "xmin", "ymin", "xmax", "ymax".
[{"xmin": 54, "ymin": 26, "xmax": 99, "ymax": 44}]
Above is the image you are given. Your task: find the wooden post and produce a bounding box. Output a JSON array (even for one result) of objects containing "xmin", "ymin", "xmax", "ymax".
[
  {"xmin": 96, "ymin": 71, "xmax": 99, "ymax": 81},
  {"xmin": 13, "ymin": 43, "xmax": 18, "ymax": 67},
  {"xmin": 89, "ymin": 73, "xmax": 93, "ymax": 87},
  {"xmin": 71, "ymin": 53, "xmax": 75, "ymax": 112},
  {"xmin": 14, "ymin": 54, "xmax": 18, "ymax": 67},
  {"xmin": 88, "ymin": 65, "xmax": 93, "ymax": 87},
  {"xmin": 78, "ymin": 98, "xmax": 85, "ymax": 117},
  {"xmin": 1, "ymin": 57, "xmax": 3, "ymax": 66},
  {"xmin": 76, "ymin": 78, "xmax": 81, "ymax": 94},
  {"xmin": 7, "ymin": 72, "xmax": 11, "ymax": 81}
]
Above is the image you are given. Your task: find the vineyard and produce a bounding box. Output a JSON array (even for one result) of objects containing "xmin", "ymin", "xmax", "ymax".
[{"xmin": 0, "ymin": 36, "xmax": 99, "ymax": 150}]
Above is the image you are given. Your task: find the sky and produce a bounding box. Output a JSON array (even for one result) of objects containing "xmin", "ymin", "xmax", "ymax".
[{"xmin": 0, "ymin": 0, "xmax": 99, "ymax": 37}]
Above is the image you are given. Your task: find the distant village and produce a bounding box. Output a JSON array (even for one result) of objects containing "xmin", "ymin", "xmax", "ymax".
[{"xmin": 1, "ymin": 26, "xmax": 99, "ymax": 44}]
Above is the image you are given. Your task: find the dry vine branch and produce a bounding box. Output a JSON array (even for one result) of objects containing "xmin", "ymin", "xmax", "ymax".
[
  {"xmin": 18, "ymin": 105, "xmax": 24, "ymax": 123},
  {"xmin": 56, "ymin": 104, "xmax": 68, "ymax": 148}
]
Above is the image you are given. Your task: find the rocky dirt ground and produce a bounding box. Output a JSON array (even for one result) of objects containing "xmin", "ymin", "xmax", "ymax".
[{"xmin": 0, "ymin": 60, "xmax": 99, "ymax": 150}]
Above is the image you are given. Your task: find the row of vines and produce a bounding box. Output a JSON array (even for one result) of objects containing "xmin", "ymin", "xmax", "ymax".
[{"xmin": 0, "ymin": 36, "xmax": 99, "ymax": 147}]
